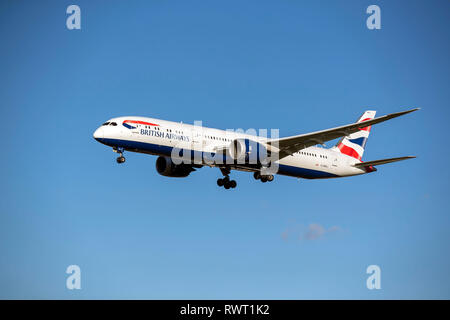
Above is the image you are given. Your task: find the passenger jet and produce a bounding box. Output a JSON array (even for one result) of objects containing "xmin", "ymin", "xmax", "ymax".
[{"xmin": 93, "ymin": 108, "xmax": 418, "ymax": 189}]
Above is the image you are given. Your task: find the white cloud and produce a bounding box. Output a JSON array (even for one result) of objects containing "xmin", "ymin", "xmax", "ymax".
[
  {"xmin": 304, "ymin": 223, "xmax": 326, "ymax": 240},
  {"xmin": 281, "ymin": 223, "xmax": 342, "ymax": 242}
]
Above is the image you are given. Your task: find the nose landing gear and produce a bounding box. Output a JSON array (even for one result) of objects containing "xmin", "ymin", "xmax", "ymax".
[{"xmin": 113, "ymin": 147, "xmax": 126, "ymax": 164}]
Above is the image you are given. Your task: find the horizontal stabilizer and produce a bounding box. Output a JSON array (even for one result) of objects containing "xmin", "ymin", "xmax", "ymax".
[{"xmin": 354, "ymin": 156, "xmax": 416, "ymax": 168}]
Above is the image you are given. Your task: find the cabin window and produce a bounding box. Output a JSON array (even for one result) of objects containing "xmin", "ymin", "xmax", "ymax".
[
  {"xmin": 102, "ymin": 122, "xmax": 110, "ymax": 126},
  {"xmin": 110, "ymin": 122, "xmax": 117, "ymax": 126}
]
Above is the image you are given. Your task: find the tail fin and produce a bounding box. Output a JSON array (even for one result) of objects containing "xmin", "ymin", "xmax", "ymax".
[{"xmin": 334, "ymin": 110, "xmax": 376, "ymax": 161}]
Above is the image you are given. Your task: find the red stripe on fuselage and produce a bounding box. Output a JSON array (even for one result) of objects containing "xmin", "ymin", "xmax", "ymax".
[{"xmin": 123, "ymin": 120, "xmax": 159, "ymax": 126}]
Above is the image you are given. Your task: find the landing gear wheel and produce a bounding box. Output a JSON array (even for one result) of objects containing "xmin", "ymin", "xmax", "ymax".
[
  {"xmin": 261, "ymin": 176, "xmax": 268, "ymax": 183},
  {"xmin": 218, "ymin": 176, "xmax": 236, "ymax": 189},
  {"xmin": 253, "ymin": 172, "xmax": 261, "ymax": 180},
  {"xmin": 116, "ymin": 156, "xmax": 126, "ymax": 164},
  {"xmin": 267, "ymin": 175, "xmax": 274, "ymax": 182}
]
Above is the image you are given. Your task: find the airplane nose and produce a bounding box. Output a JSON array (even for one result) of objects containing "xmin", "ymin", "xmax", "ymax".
[{"xmin": 93, "ymin": 127, "xmax": 104, "ymax": 141}]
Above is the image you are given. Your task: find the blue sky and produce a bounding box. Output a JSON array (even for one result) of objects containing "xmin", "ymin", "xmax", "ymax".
[{"xmin": 0, "ymin": 0, "xmax": 449, "ymax": 299}]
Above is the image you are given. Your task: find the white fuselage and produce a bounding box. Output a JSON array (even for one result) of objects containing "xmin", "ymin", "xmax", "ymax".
[{"xmin": 93, "ymin": 116, "xmax": 368, "ymax": 179}]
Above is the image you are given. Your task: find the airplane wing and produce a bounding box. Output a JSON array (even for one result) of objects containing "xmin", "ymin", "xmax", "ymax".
[
  {"xmin": 353, "ymin": 156, "xmax": 416, "ymax": 168},
  {"xmin": 267, "ymin": 108, "xmax": 419, "ymax": 159}
]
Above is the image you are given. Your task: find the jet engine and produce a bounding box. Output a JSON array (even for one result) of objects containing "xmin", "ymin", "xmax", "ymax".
[
  {"xmin": 228, "ymin": 138, "xmax": 269, "ymax": 165},
  {"xmin": 155, "ymin": 156, "xmax": 194, "ymax": 177}
]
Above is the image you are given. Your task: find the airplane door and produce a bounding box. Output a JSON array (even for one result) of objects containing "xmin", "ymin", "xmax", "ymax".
[
  {"xmin": 331, "ymin": 155, "xmax": 339, "ymax": 170},
  {"xmin": 190, "ymin": 129, "xmax": 204, "ymax": 164},
  {"xmin": 191, "ymin": 129, "xmax": 203, "ymax": 152}
]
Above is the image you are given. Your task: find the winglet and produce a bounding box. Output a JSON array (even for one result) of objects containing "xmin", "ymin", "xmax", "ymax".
[
  {"xmin": 383, "ymin": 107, "xmax": 419, "ymax": 120},
  {"xmin": 401, "ymin": 107, "xmax": 420, "ymax": 114}
]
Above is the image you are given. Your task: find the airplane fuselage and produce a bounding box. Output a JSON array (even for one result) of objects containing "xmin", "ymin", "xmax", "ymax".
[{"xmin": 93, "ymin": 116, "xmax": 368, "ymax": 180}]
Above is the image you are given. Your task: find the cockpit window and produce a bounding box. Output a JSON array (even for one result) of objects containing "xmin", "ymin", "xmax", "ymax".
[
  {"xmin": 102, "ymin": 122, "xmax": 110, "ymax": 126},
  {"xmin": 110, "ymin": 122, "xmax": 117, "ymax": 126}
]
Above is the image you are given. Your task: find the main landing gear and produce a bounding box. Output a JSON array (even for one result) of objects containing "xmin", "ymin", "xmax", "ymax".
[
  {"xmin": 253, "ymin": 171, "xmax": 274, "ymax": 183},
  {"xmin": 217, "ymin": 167, "xmax": 237, "ymax": 189},
  {"xmin": 217, "ymin": 176, "xmax": 237, "ymax": 189},
  {"xmin": 113, "ymin": 147, "xmax": 126, "ymax": 164}
]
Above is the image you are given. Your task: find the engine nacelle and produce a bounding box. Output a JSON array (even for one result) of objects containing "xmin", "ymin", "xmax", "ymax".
[
  {"xmin": 228, "ymin": 138, "xmax": 269, "ymax": 165},
  {"xmin": 156, "ymin": 156, "xmax": 194, "ymax": 177}
]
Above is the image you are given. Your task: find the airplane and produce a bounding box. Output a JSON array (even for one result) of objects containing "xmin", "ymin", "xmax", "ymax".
[{"xmin": 93, "ymin": 108, "xmax": 418, "ymax": 189}]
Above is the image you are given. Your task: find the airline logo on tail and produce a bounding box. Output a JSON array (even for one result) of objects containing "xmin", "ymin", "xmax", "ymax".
[
  {"xmin": 336, "ymin": 110, "xmax": 376, "ymax": 160},
  {"xmin": 122, "ymin": 120, "xmax": 159, "ymax": 129}
]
